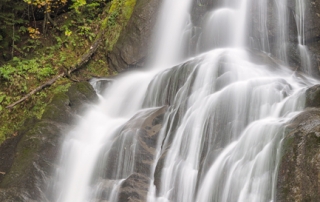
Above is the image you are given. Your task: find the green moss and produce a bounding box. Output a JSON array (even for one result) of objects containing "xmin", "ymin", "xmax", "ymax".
[
  {"xmin": 124, "ymin": 0, "xmax": 137, "ymax": 20},
  {"xmin": 102, "ymin": 0, "xmax": 137, "ymax": 51},
  {"xmin": 0, "ymin": 120, "xmax": 60, "ymax": 187},
  {"xmin": 49, "ymin": 92, "xmax": 70, "ymax": 107},
  {"xmin": 0, "ymin": 128, "xmax": 41, "ymax": 187},
  {"xmin": 0, "ymin": 81, "xmax": 73, "ymax": 144},
  {"xmin": 67, "ymin": 82, "xmax": 97, "ymax": 102}
]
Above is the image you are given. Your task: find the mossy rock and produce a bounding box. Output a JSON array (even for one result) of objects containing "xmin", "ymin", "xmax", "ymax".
[
  {"xmin": 41, "ymin": 92, "xmax": 74, "ymax": 124},
  {"xmin": 107, "ymin": 0, "xmax": 162, "ymax": 72},
  {"xmin": 0, "ymin": 81, "xmax": 97, "ymax": 201},
  {"xmin": 66, "ymin": 81, "xmax": 98, "ymax": 113}
]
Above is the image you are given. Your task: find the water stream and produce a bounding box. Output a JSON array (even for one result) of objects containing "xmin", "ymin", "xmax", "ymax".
[{"xmin": 50, "ymin": 0, "xmax": 318, "ymax": 201}]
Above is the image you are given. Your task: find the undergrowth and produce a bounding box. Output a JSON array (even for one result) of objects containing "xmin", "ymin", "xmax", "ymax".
[{"xmin": 0, "ymin": 0, "xmax": 137, "ymax": 144}]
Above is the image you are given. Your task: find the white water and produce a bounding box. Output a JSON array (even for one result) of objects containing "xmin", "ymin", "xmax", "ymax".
[
  {"xmin": 50, "ymin": 0, "xmax": 318, "ymax": 202},
  {"xmin": 295, "ymin": 0, "xmax": 312, "ymax": 74}
]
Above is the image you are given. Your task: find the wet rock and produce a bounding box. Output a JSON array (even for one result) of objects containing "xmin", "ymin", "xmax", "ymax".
[
  {"xmin": 96, "ymin": 106, "xmax": 167, "ymax": 201},
  {"xmin": 190, "ymin": 0, "xmax": 221, "ymax": 26},
  {"xmin": 277, "ymin": 108, "xmax": 320, "ymax": 201},
  {"xmin": 89, "ymin": 78, "xmax": 113, "ymax": 95},
  {"xmin": 153, "ymin": 148, "xmax": 168, "ymax": 195},
  {"xmin": 118, "ymin": 173, "xmax": 150, "ymax": 202},
  {"xmin": 286, "ymin": 0, "xmax": 320, "ymax": 76},
  {"xmin": 287, "ymin": 0, "xmax": 320, "ymax": 45},
  {"xmin": 107, "ymin": 0, "xmax": 162, "ymax": 72},
  {"xmin": 103, "ymin": 106, "xmax": 167, "ymax": 179},
  {"xmin": 66, "ymin": 81, "xmax": 98, "ymax": 113},
  {"xmin": 306, "ymin": 84, "xmax": 320, "ymax": 108},
  {"xmin": 248, "ymin": 0, "xmax": 320, "ymax": 76},
  {"xmin": 249, "ymin": 0, "xmax": 297, "ymax": 54},
  {"xmin": 0, "ymin": 82, "xmax": 97, "ymax": 201}
]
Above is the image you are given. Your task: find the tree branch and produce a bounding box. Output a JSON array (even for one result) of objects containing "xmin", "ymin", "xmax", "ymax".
[{"xmin": 6, "ymin": 36, "xmax": 102, "ymax": 109}]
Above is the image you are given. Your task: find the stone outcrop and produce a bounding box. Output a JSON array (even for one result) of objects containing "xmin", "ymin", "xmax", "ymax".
[
  {"xmin": 277, "ymin": 108, "xmax": 320, "ymax": 202},
  {"xmin": 277, "ymin": 85, "xmax": 320, "ymax": 201},
  {"xmin": 306, "ymin": 84, "xmax": 320, "ymax": 108},
  {"xmin": 107, "ymin": 0, "xmax": 162, "ymax": 72},
  {"xmin": 94, "ymin": 106, "xmax": 167, "ymax": 202},
  {"xmin": 0, "ymin": 82, "xmax": 97, "ymax": 202}
]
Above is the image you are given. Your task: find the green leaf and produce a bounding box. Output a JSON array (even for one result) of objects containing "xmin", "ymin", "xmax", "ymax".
[{"xmin": 0, "ymin": 95, "xmax": 5, "ymax": 103}]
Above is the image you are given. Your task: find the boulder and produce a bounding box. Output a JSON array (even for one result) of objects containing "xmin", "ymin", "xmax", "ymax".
[
  {"xmin": 117, "ymin": 173, "xmax": 150, "ymax": 202},
  {"xmin": 107, "ymin": 0, "xmax": 162, "ymax": 72},
  {"xmin": 306, "ymin": 84, "xmax": 320, "ymax": 108},
  {"xmin": 277, "ymin": 108, "xmax": 320, "ymax": 201},
  {"xmin": 95, "ymin": 106, "xmax": 167, "ymax": 201}
]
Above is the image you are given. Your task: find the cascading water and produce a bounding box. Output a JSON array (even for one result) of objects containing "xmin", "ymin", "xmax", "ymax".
[
  {"xmin": 49, "ymin": 0, "xmax": 318, "ymax": 202},
  {"xmin": 295, "ymin": 0, "xmax": 312, "ymax": 74}
]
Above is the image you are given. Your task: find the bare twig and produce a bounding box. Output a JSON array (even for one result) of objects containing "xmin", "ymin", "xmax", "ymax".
[{"xmin": 6, "ymin": 73, "xmax": 65, "ymax": 109}]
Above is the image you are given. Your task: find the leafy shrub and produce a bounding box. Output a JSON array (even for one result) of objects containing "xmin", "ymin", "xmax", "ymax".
[{"xmin": 0, "ymin": 57, "xmax": 56, "ymax": 82}]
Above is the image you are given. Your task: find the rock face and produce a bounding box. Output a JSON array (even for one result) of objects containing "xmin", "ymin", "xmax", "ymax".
[
  {"xmin": 277, "ymin": 108, "xmax": 320, "ymax": 202},
  {"xmin": 277, "ymin": 85, "xmax": 320, "ymax": 202},
  {"xmin": 107, "ymin": 0, "xmax": 162, "ymax": 72},
  {"xmin": 299, "ymin": 0, "xmax": 320, "ymax": 69},
  {"xmin": 108, "ymin": 0, "xmax": 320, "ymax": 76},
  {"xmin": 0, "ymin": 82, "xmax": 97, "ymax": 202},
  {"xmin": 249, "ymin": 0, "xmax": 320, "ymax": 77},
  {"xmin": 306, "ymin": 84, "xmax": 320, "ymax": 108},
  {"xmin": 286, "ymin": 0, "xmax": 320, "ymax": 76},
  {"xmin": 95, "ymin": 106, "xmax": 167, "ymax": 202}
]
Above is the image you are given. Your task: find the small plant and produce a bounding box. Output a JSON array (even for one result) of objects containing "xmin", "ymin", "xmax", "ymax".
[
  {"xmin": 0, "ymin": 57, "xmax": 56, "ymax": 82},
  {"xmin": 27, "ymin": 27, "xmax": 40, "ymax": 39}
]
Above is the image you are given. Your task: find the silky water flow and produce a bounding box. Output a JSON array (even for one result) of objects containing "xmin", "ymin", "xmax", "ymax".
[{"xmin": 49, "ymin": 0, "xmax": 318, "ymax": 201}]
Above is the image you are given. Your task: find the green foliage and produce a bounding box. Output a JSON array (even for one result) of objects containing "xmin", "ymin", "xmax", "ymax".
[
  {"xmin": 78, "ymin": 24, "xmax": 96, "ymax": 41},
  {"xmin": 71, "ymin": 0, "xmax": 87, "ymax": 13},
  {"xmin": 0, "ymin": 92, "xmax": 7, "ymax": 112},
  {"xmin": 0, "ymin": 0, "xmax": 28, "ymax": 56},
  {"xmin": 52, "ymin": 83, "xmax": 71, "ymax": 94},
  {"xmin": 19, "ymin": 26, "xmax": 28, "ymax": 35},
  {"xmin": 0, "ymin": 56, "xmax": 56, "ymax": 93},
  {"xmin": 22, "ymin": 39, "xmax": 42, "ymax": 52},
  {"xmin": 0, "ymin": 0, "xmax": 138, "ymax": 144},
  {"xmin": 103, "ymin": 0, "xmax": 137, "ymax": 50},
  {"xmin": 0, "ymin": 64, "xmax": 15, "ymax": 80}
]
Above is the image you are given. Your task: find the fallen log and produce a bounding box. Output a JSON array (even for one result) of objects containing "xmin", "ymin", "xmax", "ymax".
[{"xmin": 6, "ymin": 35, "xmax": 102, "ymax": 109}]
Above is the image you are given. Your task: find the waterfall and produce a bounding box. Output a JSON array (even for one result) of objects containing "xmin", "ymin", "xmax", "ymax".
[
  {"xmin": 50, "ymin": 0, "xmax": 318, "ymax": 202},
  {"xmin": 295, "ymin": 0, "xmax": 312, "ymax": 74}
]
